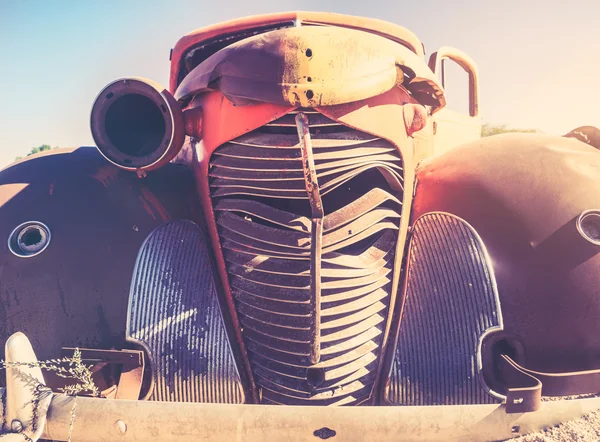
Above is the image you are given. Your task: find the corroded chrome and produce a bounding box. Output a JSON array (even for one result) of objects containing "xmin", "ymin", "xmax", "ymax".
[
  {"xmin": 90, "ymin": 77, "xmax": 185, "ymax": 172},
  {"xmin": 296, "ymin": 112, "xmax": 323, "ymax": 364},
  {"xmin": 8, "ymin": 221, "xmax": 51, "ymax": 258},
  {"xmin": 210, "ymin": 112, "xmax": 404, "ymax": 405},
  {"xmin": 35, "ymin": 392, "xmax": 600, "ymax": 441},
  {"xmin": 576, "ymin": 209, "xmax": 600, "ymax": 246}
]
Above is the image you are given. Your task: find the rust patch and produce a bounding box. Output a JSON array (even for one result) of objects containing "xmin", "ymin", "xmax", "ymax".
[
  {"xmin": 139, "ymin": 188, "xmax": 170, "ymax": 223},
  {"xmin": 138, "ymin": 196, "xmax": 157, "ymax": 221},
  {"xmin": 91, "ymin": 165, "xmax": 119, "ymax": 188},
  {"xmin": 296, "ymin": 113, "xmax": 323, "ymax": 364},
  {"xmin": 174, "ymin": 26, "xmax": 442, "ymax": 110}
]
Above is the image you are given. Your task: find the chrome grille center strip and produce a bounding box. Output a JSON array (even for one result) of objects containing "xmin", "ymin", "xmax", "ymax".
[
  {"xmin": 297, "ymin": 112, "xmax": 324, "ymax": 364},
  {"xmin": 209, "ymin": 111, "xmax": 404, "ymax": 405}
]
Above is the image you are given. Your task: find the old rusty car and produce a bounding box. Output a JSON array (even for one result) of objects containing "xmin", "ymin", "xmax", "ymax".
[{"xmin": 1, "ymin": 11, "xmax": 600, "ymax": 442}]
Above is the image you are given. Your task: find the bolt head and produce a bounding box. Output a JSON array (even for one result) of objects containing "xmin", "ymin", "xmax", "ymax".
[
  {"xmin": 11, "ymin": 419, "xmax": 23, "ymax": 432},
  {"xmin": 116, "ymin": 419, "xmax": 127, "ymax": 434}
]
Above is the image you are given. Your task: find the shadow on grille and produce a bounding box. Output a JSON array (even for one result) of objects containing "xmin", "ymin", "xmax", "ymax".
[
  {"xmin": 127, "ymin": 220, "xmax": 245, "ymax": 403},
  {"xmin": 210, "ymin": 112, "xmax": 404, "ymax": 405}
]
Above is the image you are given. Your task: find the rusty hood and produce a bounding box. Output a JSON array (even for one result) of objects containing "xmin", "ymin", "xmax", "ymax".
[{"xmin": 174, "ymin": 26, "xmax": 445, "ymax": 109}]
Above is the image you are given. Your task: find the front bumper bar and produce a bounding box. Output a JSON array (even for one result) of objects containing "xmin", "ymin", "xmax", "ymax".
[
  {"xmin": 41, "ymin": 394, "xmax": 600, "ymax": 441},
  {"xmin": 3, "ymin": 332, "xmax": 600, "ymax": 441}
]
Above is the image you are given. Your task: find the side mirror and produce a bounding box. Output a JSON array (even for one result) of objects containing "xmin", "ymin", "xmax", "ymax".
[{"xmin": 428, "ymin": 47, "xmax": 479, "ymax": 117}]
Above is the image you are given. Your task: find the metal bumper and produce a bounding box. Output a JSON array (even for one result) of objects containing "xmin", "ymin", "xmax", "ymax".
[
  {"xmin": 42, "ymin": 395, "xmax": 600, "ymax": 441},
  {"xmin": 4, "ymin": 322, "xmax": 600, "ymax": 441}
]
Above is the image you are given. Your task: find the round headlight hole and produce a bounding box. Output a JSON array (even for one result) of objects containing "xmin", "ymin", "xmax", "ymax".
[
  {"xmin": 577, "ymin": 210, "xmax": 600, "ymax": 245},
  {"xmin": 8, "ymin": 222, "xmax": 51, "ymax": 258}
]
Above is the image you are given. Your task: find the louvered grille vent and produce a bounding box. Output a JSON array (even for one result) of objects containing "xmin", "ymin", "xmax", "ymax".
[
  {"xmin": 209, "ymin": 110, "xmax": 404, "ymax": 405},
  {"xmin": 386, "ymin": 213, "xmax": 501, "ymax": 406}
]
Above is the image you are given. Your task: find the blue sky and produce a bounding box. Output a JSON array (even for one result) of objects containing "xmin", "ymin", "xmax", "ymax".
[{"xmin": 1, "ymin": 0, "xmax": 599, "ymax": 167}]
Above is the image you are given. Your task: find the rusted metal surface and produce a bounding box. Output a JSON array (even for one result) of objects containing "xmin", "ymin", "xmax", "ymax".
[
  {"xmin": 91, "ymin": 78, "xmax": 185, "ymax": 172},
  {"xmin": 188, "ymin": 74, "xmax": 426, "ymax": 403},
  {"xmin": 37, "ymin": 393, "xmax": 600, "ymax": 441},
  {"xmin": 2, "ymin": 332, "xmax": 599, "ymax": 442},
  {"xmin": 8, "ymin": 8, "xmax": 600, "ymax": 440},
  {"xmin": 208, "ymin": 110, "xmax": 404, "ymax": 405},
  {"xmin": 498, "ymin": 353, "xmax": 543, "ymax": 413},
  {"xmin": 189, "ymin": 93, "xmax": 296, "ymax": 403},
  {"xmin": 315, "ymin": 87, "xmax": 420, "ymax": 364},
  {"xmin": 7, "ymin": 9, "xmax": 486, "ymax": 414},
  {"xmin": 296, "ymin": 113, "xmax": 323, "ymax": 364},
  {"xmin": 0, "ymin": 147, "xmax": 206, "ymax": 383},
  {"xmin": 499, "ymin": 352, "xmax": 600, "ymax": 409},
  {"xmin": 402, "ymin": 104, "xmax": 428, "ymax": 137},
  {"xmin": 428, "ymin": 46, "xmax": 479, "ymax": 117},
  {"xmin": 169, "ymin": 11, "xmax": 426, "ymax": 92},
  {"xmin": 175, "ymin": 26, "xmax": 444, "ymax": 110},
  {"xmin": 411, "ymin": 133, "xmax": 600, "ymax": 401},
  {"xmin": 60, "ymin": 348, "xmax": 145, "ymax": 400},
  {"xmin": 428, "ymin": 46, "xmax": 482, "ymax": 154}
]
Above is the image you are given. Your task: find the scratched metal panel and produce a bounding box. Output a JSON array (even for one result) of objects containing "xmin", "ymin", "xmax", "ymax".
[
  {"xmin": 387, "ymin": 213, "xmax": 502, "ymax": 405},
  {"xmin": 127, "ymin": 219, "xmax": 244, "ymax": 403}
]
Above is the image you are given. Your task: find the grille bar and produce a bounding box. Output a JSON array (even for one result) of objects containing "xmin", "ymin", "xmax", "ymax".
[
  {"xmin": 127, "ymin": 220, "xmax": 245, "ymax": 403},
  {"xmin": 209, "ymin": 111, "xmax": 403, "ymax": 405},
  {"xmin": 296, "ymin": 112, "xmax": 324, "ymax": 365},
  {"xmin": 386, "ymin": 213, "xmax": 502, "ymax": 405}
]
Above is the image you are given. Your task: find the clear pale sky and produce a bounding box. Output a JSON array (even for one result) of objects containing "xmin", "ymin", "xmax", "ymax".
[{"xmin": 1, "ymin": 0, "xmax": 599, "ymax": 168}]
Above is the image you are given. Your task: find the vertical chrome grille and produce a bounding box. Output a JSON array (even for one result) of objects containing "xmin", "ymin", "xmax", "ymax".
[
  {"xmin": 386, "ymin": 213, "xmax": 502, "ymax": 405},
  {"xmin": 127, "ymin": 220, "xmax": 245, "ymax": 403},
  {"xmin": 209, "ymin": 111, "xmax": 404, "ymax": 405}
]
